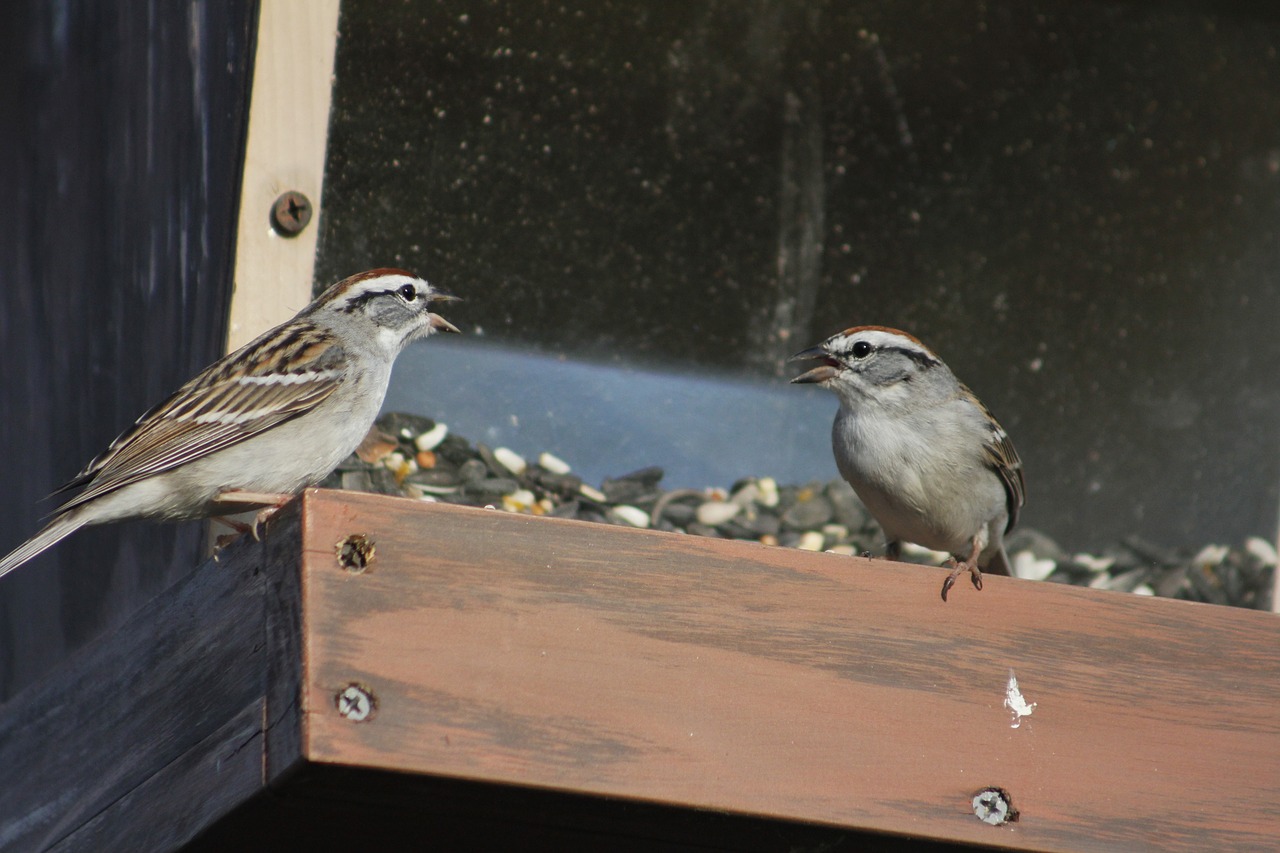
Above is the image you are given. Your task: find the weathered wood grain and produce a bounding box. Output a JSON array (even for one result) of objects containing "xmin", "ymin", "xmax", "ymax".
[
  {"xmin": 264, "ymin": 515, "xmax": 307, "ymax": 786},
  {"xmin": 50, "ymin": 701, "xmax": 265, "ymax": 853},
  {"xmin": 298, "ymin": 489, "xmax": 1280, "ymax": 853},
  {"xmin": 5, "ymin": 487, "xmax": 1277, "ymax": 851},
  {"xmin": 0, "ymin": 0, "xmax": 255, "ymax": 702},
  {"xmin": 0, "ymin": 531, "xmax": 278, "ymax": 851}
]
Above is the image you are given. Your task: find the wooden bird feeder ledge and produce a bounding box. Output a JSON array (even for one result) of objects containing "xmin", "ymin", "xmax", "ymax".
[{"xmin": 2, "ymin": 489, "xmax": 1278, "ymax": 851}]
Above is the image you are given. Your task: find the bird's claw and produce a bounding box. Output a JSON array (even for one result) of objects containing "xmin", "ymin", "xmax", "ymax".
[
  {"xmin": 940, "ymin": 574, "xmax": 954, "ymax": 602},
  {"xmin": 249, "ymin": 505, "xmax": 284, "ymax": 541},
  {"xmin": 941, "ymin": 539, "xmax": 985, "ymax": 602},
  {"xmin": 212, "ymin": 495, "xmax": 290, "ymax": 553},
  {"xmin": 941, "ymin": 562, "xmax": 981, "ymax": 602}
]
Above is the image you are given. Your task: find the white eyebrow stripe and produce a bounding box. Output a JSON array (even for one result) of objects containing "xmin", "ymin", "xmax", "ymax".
[
  {"xmin": 236, "ymin": 370, "xmax": 341, "ymax": 386},
  {"xmin": 854, "ymin": 331, "xmax": 933, "ymax": 358}
]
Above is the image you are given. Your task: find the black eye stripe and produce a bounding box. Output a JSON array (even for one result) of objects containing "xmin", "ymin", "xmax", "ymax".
[
  {"xmin": 883, "ymin": 344, "xmax": 940, "ymax": 367},
  {"xmin": 342, "ymin": 287, "xmax": 413, "ymax": 312},
  {"xmin": 838, "ymin": 341, "xmax": 939, "ymax": 368}
]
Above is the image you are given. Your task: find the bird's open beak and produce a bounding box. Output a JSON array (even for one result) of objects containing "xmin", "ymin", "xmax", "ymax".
[
  {"xmin": 428, "ymin": 313, "xmax": 461, "ymax": 334},
  {"xmin": 789, "ymin": 345, "xmax": 839, "ymax": 384},
  {"xmin": 427, "ymin": 292, "xmax": 461, "ymax": 333}
]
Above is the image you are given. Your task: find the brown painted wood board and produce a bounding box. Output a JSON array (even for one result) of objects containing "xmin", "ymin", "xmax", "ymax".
[{"xmin": 295, "ymin": 489, "xmax": 1280, "ymax": 853}]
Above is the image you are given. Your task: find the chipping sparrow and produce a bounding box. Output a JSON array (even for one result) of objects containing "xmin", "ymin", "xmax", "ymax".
[
  {"xmin": 0, "ymin": 268, "xmax": 459, "ymax": 580},
  {"xmin": 791, "ymin": 326, "xmax": 1025, "ymax": 601}
]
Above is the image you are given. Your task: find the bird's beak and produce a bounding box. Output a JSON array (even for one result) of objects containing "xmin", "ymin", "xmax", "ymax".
[
  {"xmin": 789, "ymin": 345, "xmax": 839, "ymax": 384},
  {"xmin": 789, "ymin": 345, "xmax": 827, "ymax": 363},
  {"xmin": 427, "ymin": 291, "xmax": 461, "ymax": 333},
  {"xmin": 428, "ymin": 313, "xmax": 461, "ymax": 334}
]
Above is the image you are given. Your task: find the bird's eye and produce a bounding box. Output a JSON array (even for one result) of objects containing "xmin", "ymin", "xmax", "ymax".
[
  {"xmin": 851, "ymin": 341, "xmax": 872, "ymax": 358},
  {"xmin": 397, "ymin": 284, "xmax": 418, "ymax": 302}
]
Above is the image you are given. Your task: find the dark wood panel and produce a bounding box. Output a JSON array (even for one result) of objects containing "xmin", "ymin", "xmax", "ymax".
[
  {"xmin": 0, "ymin": 534, "xmax": 273, "ymax": 851},
  {"xmin": 51, "ymin": 701, "xmax": 265, "ymax": 853},
  {"xmin": 297, "ymin": 489, "xmax": 1280, "ymax": 852},
  {"xmin": 265, "ymin": 514, "xmax": 307, "ymax": 785},
  {"xmin": 187, "ymin": 764, "xmax": 960, "ymax": 852},
  {"xmin": 0, "ymin": 0, "xmax": 257, "ymax": 700}
]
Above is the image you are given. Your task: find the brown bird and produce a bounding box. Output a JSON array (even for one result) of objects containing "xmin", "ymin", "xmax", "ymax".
[
  {"xmin": 0, "ymin": 269, "xmax": 459, "ymax": 579},
  {"xmin": 792, "ymin": 325, "xmax": 1024, "ymax": 601}
]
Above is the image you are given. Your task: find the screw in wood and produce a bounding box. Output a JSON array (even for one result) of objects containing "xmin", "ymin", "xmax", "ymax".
[
  {"xmin": 336, "ymin": 533, "xmax": 375, "ymax": 573},
  {"xmin": 270, "ymin": 190, "xmax": 312, "ymax": 236},
  {"xmin": 336, "ymin": 684, "xmax": 376, "ymax": 722},
  {"xmin": 971, "ymin": 786, "xmax": 1018, "ymax": 825}
]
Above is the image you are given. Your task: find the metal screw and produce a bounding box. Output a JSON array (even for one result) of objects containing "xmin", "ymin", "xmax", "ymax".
[
  {"xmin": 335, "ymin": 684, "xmax": 376, "ymax": 722},
  {"xmin": 270, "ymin": 190, "xmax": 312, "ymax": 236},
  {"xmin": 336, "ymin": 533, "xmax": 375, "ymax": 573},
  {"xmin": 972, "ymin": 786, "xmax": 1018, "ymax": 825}
]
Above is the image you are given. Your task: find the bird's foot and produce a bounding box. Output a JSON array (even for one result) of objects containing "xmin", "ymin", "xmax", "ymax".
[
  {"xmin": 941, "ymin": 538, "xmax": 985, "ymax": 602},
  {"xmin": 211, "ymin": 518, "xmax": 250, "ymax": 560},
  {"xmin": 212, "ymin": 491, "xmax": 295, "ymax": 541},
  {"xmin": 248, "ymin": 506, "xmax": 280, "ymax": 541}
]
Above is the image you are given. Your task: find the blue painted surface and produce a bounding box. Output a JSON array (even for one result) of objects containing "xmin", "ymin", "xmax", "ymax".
[{"xmin": 386, "ymin": 339, "xmax": 842, "ymax": 491}]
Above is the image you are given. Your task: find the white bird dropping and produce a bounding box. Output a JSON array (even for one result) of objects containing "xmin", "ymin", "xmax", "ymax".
[{"xmin": 1004, "ymin": 669, "xmax": 1037, "ymax": 728}]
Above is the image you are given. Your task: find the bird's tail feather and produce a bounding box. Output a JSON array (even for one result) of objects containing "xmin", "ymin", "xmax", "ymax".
[{"xmin": 0, "ymin": 511, "xmax": 89, "ymax": 580}]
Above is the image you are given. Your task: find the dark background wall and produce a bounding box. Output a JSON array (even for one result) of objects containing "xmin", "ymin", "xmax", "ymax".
[
  {"xmin": 0, "ymin": 1, "xmax": 257, "ymax": 700},
  {"xmin": 318, "ymin": 0, "xmax": 1280, "ymax": 554}
]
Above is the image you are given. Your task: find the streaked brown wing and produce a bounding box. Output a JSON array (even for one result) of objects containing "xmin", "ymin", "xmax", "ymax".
[
  {"xmin": 984, "ymin": 426, "xmax": 1025, "ymax": 533},
  {"xmin": 55, "ymin": 323, "xmax": 346, "ymax": 512},
  {"xmin": 958, "ymin": 382, "xmax": 1026, "ymax": 534}
]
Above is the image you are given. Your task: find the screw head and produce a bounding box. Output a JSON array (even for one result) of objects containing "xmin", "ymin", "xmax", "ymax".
[
  {"xmin": 336, "ymin": 683, "xmax": 376, "ymax": 722},
  {"xmin": 336, "ymin": 533, "xmax": 375, "ymax": 573},
  {"xmin": 972, "ymin": 786, "xmax": 1018, "ymax": 825},
  {"xmin": 270, "ymin": 191, "xmax": 313, "ymax": 237}
]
